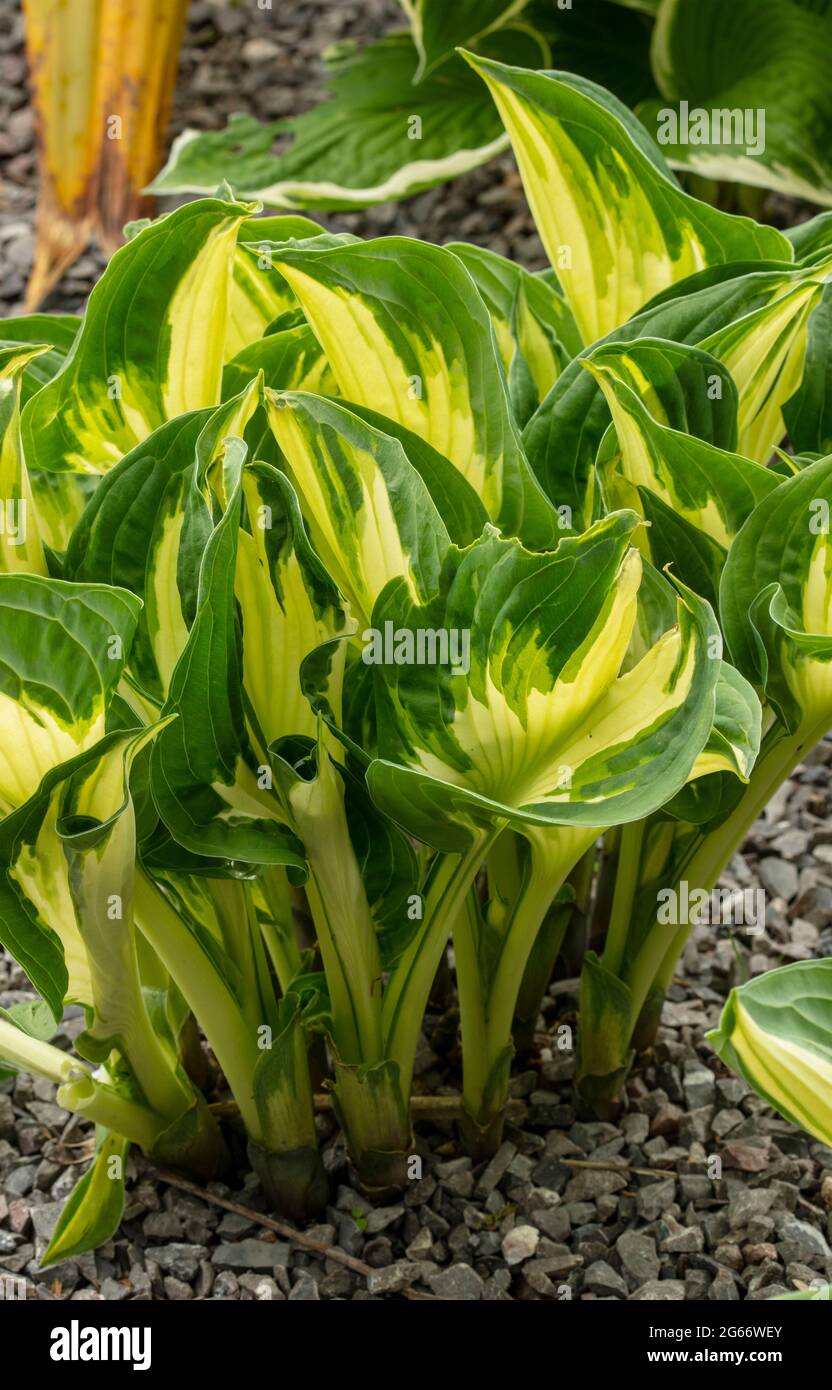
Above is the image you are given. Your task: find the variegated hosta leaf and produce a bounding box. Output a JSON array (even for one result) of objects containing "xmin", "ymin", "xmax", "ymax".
[
  {"xmin": 21, "ymin": 198, "xmax": 255, "ymax": 475},
  {"xmin": 464, "ymin": 56, "xmax": 792, "ymax": 344},
  {"xmin": 366, "ymin": 512, "xmax": 721, "ymax": 850},
  {"xmin": 223, "ymin": 324, "xmax": 334, "ymax": 403},
  {"xmin": 0, "ymin": 574, "xmax": 140, "ymax": 819},
  {"xmin": 700, "ymin": 278, "xmax": 827, "ymax": 464},
  {"xmin": 0, "ymin": 313, "xmax": 80, "ymax": 405},
  {"xmin": 642, "ymin": 0, "xmax": 832, "ymax": 205},
  {"xmin": 65, "ymin": 383, "xmax": 262, "ymax": 706},
  {"xmin": 585, "ymin": 346, "xmax": 780, "ymax": 551},
  {"xmin": 720, "ymin": 455, "xmax": 832, "ymax": 733},
  {"xmin": 226, "ymin": 214, "xmax": 325, "ymax": 358},
  {"xmin": 266, "ymin": 391, "xmax": 455, "ymax": 630},
  {"xmin": 784, "ymin": 284, "xmax": 832, "ymax": 456},
  {"xmin": 150, "ymin": 438, "xmax": 340, "ymax": 865},
  {"xmin": 223, "ymin": 324, "xmax": 336, "ymax": 469},
  {"xmin": 148, "ymin": 35, "xmax": 541, "ymax": 213},
  {"xmin": 524, "ymin": 262, "xmax": 821, "ymax": 527},
  {"xmin": 400, "ymin": 0, "xmax": 532, "ymax": 79},
  {"xmin": 265, "ymin": 237, "xmax": 561, "ymax": 547},
  {"xmin": 666, "ymin": 661, "xmax": 763, "ymax": 826},
  {"xmin": 691, "ymin": 660, "xmax": 762, "ymax": 782},
  {"xmin": 237, "ymin": 463, "xmax": 349, "ymax": 757},
  {"xmin": 585, "ymin": 338, "xmax": 739, "ymax": 450},
  {"xmin": 0, "ymin": 727, "xmax": 139, "ymax": 1017},
  {"xmin": 446, "ymin": 241, "xmax": 582, "ymax": 426},
  {"xmin": 707, "ymin": 959, "xmax": 832, "ymax": 1145},
  {"xmin": 327, "ymin": 401, "xmax": 489, "ymax": 550},
  {"xmin": 0, "ymin": 345, "xmax": 48, "ymax": 574},
  {"xmin": 41, "ymin": 1131, "xmax": 130, "ymax": 1268},
  {"xmin": 226, "ymin": 226, "xmax": 361, "ymax": 371},
  {"xmin": 0, "ymin": 720, "xmax": 206, "ymax": 1141}
]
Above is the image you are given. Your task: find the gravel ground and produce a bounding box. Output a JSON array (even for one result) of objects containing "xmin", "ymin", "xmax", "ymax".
[{"xmin": 1, "ymin": 0, "xmax": 831, "ymax": 1301}]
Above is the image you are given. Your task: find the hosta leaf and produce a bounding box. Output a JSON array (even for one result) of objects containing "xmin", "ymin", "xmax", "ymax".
[
  {"xmin": 222, "ymin": 323, "xmax": 334, "ymax": 402},
  {"xmin": 265, "ymin": 237, "xmax": 561, "ymax": 546},
  {"xmin": 720, "ymin": 455, "xmax": 832, "ymax": 732},
  {"xmin": 21, "ymin": 198, "xmax": 254, "ymax": 474},
  {"xmin": 686, "ymin": 661, "xmax": 763, "ymax": 784},
  {"xmin": 0, "ymin": 345, "xmax": 48, "ymax": 574},
  {"xmin": 332, "ymin": 402, "xmax": 489, "ymax": 549},
  {"xmin": 150, "ymin": 439, "xmax": 335, "ymax": 867},
  {"xmin": 150, "ymin": 35, "xmax": 530, "ymax": 213},
  {"xmin": 634, "ymin": 488, "xmax": 727, "ymax": 610},
  {"xmin": 707, "ymin": 959, "xmax": 832, "ymax": 1145},
  {"xmin": 585, "ymin": 347, "xmax": 779, "ymax": 548},
  {"xmin": 787, "ymin": 211, "xmax": 832, "ymax": 261},
  {"xmin": 464, "ymin": 56, "xmax": 791, "ymax": 344},
  {"xmin": 41, "ymin": 1131, "xmax": 130, "ymax": 1267},
  {"xmin": 227, "ymin": 214, "xmax": 325, "ymax": 357},
  {"xmin": 0, "ymin": 721, "xmax": 177, "ymax": 1071},
  {"xmin": 0, "ymin": 575, "xmax": 140, "ymax": 817},
  {"xmin": 65, "ymin": 383, "xmax": 262, "ymax": 706},
  {"xmin": 784, "ymin": 285, "xmax": 832, "ymax": 456},
  {"xmin": 700, "ymin": 279, "xmax": 827, "ymax": 464},
  {"xmin": 583, "ymin": 338, "xmax": 739, "ymax": 449},
  {"xmin": 223, "ymin": 324, "xmax": 336, "ymax": 468},
  {"xmin": 266, "ymin": 391, "xmax": 454, "ymax": 629},
  {"xmin": 400, "ymin": 0, "xmax": 532, "ymax": 79},
  {"xmin": 0, "ymin": 716, "xmax": 181, "ymax": 1087},
  {"xmin": 524, "ymin": 262, "xmax": 819, "ymax": 525},
  {"xmin": 367, "ymin": 513, "xmax": 721, "ymax": 848},
  {"xmin": 341, "ymin": 764, "xmax": 421, "ymax": 969},
  {"xmin": 642, "ymin": 0, "xmax": 832, "ymax": 205},
  {"xmin": 447, "ymin": 241, "xmax": 582, "ymax": 424},
  {"xmin": 236, "ymin": 463, "xmax": 349, "ymax": 758},
  {"xmin": 0, "ymin": 314, "xmax": 80, "ymax": 405}
]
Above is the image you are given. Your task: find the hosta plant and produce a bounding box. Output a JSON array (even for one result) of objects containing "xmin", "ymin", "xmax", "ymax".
[{"xmin": 1, "ymin": 56, "xmax": 832, "ymax": 1258}]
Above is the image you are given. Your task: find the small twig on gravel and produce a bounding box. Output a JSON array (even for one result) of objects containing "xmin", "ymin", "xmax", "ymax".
[
  {"xmin": 140, "ymin": 1162, "xmax": 446, "ymax": 1302},
  {"xmin": 209, "ymin": 1094, "xmax": 527, "ymax": 1123},
  {"xmin": 560, "ymin": 1157, "xmax": 698, "ymax": 1181}
]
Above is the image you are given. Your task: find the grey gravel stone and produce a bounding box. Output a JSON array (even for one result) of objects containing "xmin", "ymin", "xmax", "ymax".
[
  {"xmin": 629, "ymin": 1280, "xmax": 686, "ymax": 1300},
  {"xmin": 616, "ymin": 1231, "xmax": 660, "ymax": 1284},
  {"xmin": 475, "ymin": 1141, "xmax": 517, "ymax": 1196},
  {"xmin": 709, "ymin": 1269, "xmax": 741, "ymax": 1300},
  {"xmin": 564, "ymin": 1167, "xmax": 627, "ymax": 1202},
  {"xmin": 366, "ymin": 1260, "xmax": 424, "ymax": 1294},
  {"xmin": 776, "ymin": 1217, "xmax": 831, "ymax": 1262},
  {"xmin": 636, "ymin": 1178, "xmax": 676, "ymax": 1221},
  {"xmin": 148, "ymin": 1243, "xmax": 205, "ymax": 1281},
  {"xmin": 427, "ymin": 1263, "xmax": 484, "ymax": 1300},
  {"xmin": 289, "ymin": 1272, "xmax": 320, "ymax": 1301},
  {"xmin": 683, "ymin": 1065, "xmax": 716, "ymax": 1109},
  {"xmin": 758, "ymin": 857, "xmax": 798, "ymax": 901},
  {"xmin": 728, "ymin": 1187, "xmax": 778, "ymax": 1227},
  {"xmin": 584, "ymin": 1260, "xmax": 628, "ymax": 1298},
  {"xmin": 365, "ymin": 1203, "xmax": 404, "ymax": 1234},
  {"xmin": 212, "ymin": 1238, "xmax": 291, "ymax": 1271}
]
